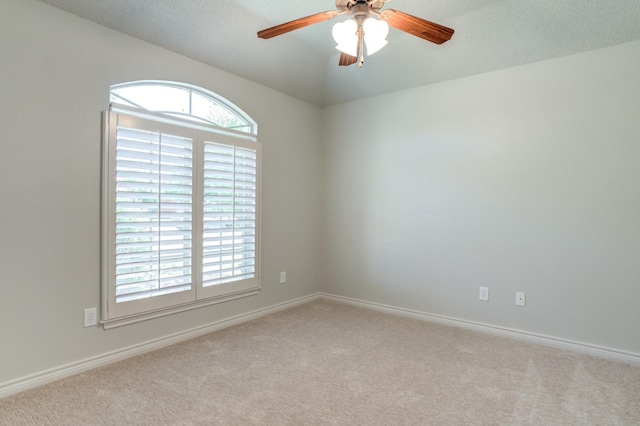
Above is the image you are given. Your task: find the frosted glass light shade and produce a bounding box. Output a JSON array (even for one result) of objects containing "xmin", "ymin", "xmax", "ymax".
[
  {"xmin": 364, "ymin": 38, "xmax": 387, "ymax": 55},
  {"xmin": 332, "ymin": 19, "xmax": 358, "ymax": 45},
  {"xmin": 363, "ymin": 18, "xmax": 389, "ymax": 40},
  {"xmin": 332, "ymin": 19, "xmax": 358, "ymax": 56},
  {"xmin": 363, "ymin": 18, "xmax": 389, "ymax": 56},
  {"xmin": 336, "ymin": 43, "xmax": 358, "ymax": 56}
]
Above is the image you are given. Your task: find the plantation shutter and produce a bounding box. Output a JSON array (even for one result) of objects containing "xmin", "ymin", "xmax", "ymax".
[
  {"xmin": 115, "ymin": 127, "xmax": 194, "ymax": 301},
  {"xmin": 103, "ymin": 109, "xmax": 260, "ymax": 326},
  {"xmin": 199, "ymin": 136, "xmax": 260, "ymax": 299},
  {"xmin": 106, "ymin": 114, "xmax": 196, "ymax": 319}
]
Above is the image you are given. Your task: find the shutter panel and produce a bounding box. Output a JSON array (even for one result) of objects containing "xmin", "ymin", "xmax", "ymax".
[
  {"xmin": 114, "ymin": 125, "xmax": 194, "ymax": 303},
  {"xmin": 202, "ymin": 142, "xmax": 257, "ymax": 286}
]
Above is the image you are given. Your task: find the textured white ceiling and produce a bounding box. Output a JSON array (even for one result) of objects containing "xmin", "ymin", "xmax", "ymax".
[{"xmin": 37, "ymin": 0, "xmax": 640, "ymax": 106}]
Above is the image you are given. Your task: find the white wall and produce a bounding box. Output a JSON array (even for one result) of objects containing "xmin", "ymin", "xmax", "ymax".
[
  {"xmin": 322, "ymin": 40, "xmax": 640, "ymax": 354},
  {"xmin": 0, "ymin": 0, "xmax": 323, "ymax": 384}
]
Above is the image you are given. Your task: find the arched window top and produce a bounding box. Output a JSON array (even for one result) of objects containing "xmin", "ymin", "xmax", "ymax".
[{"xmin": 110, "ymin": 81, "xmax": 256, "ymax": 135}]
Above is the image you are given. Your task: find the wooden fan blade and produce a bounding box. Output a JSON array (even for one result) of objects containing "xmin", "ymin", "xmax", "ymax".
[
  {"xmin": 339, "ymin": 52, "xmax": 357, "ymax": 66},
  {"xmin": 379, "ymin": 9, "xmax": 454, "ymax": 45},
  {"xmin": 258, "ymin": 11, "xmax": 339, "ymax": 39}
]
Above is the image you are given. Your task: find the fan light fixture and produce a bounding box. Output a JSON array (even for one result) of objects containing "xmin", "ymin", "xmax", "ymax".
[{"xmin": 332, "ymin": 17, "xmax": 389, "ymax": 57}]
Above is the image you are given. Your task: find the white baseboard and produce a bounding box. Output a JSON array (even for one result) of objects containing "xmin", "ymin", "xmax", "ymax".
[
  {"xmin": 320, "ymin": 293, "xmax": 640, "ymax": 366},
  {"xmin": 0, "ymin": 293, "xmax": 321, "ymax": 399}
]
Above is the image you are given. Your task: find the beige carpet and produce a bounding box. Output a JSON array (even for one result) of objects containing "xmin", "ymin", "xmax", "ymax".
[{"xmin": 2, "ymin": 300, "xmax": 639, "ymax": 425}]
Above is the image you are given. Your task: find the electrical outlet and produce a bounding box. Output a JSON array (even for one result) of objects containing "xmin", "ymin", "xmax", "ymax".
[
  {"xmin": 84, "ymin": 307, "xmax": 97, "ymax": 327},
  {"xmin": 515, "ymin": 292, "xmax": 526, "ymax": 307},
  {"xmin": 280, "ymin": 271, "xmax": 286, "ymax": 284},
  {"xmin": 479, "ymin": 286, "xmax": 489, "ymax": 301}
]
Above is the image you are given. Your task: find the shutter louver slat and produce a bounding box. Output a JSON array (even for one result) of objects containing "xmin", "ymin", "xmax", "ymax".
[
  {"xmin": 115, "ymin": 125, "xmax": 193, "ymax": 304},
  {"xmin": 117, "ymin": 284, "xmax": 192, "ymax": 303},
  {"xmin": 116, "ymin": 157, "xmax": 158, "ymax": 170}
]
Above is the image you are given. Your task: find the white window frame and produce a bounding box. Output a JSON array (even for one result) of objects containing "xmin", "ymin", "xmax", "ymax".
[{"xmin": 101, "ymin": 83, "xmax": 260, "ymax": 329}]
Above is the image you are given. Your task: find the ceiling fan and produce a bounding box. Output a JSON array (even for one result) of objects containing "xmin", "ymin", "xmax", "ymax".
[{"xmin": 257, "ymin": 0, "xmax": 454, "ymax": 68}]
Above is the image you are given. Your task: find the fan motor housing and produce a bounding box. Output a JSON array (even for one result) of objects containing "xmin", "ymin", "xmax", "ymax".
[{"xmin": 337, "ymin": 0, "xmax": 385, "ymax": 13}]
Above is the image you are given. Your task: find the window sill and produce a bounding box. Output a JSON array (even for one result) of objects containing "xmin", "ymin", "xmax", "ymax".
[{"xmin": 101, "ymin": 287, "xmax": 260, "ymax": 330}]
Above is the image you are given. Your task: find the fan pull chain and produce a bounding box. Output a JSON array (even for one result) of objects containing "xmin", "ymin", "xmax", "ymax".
[{"xmin": 358, "ymin": 24, "xmax": 365, "ymax": 68}]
